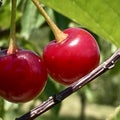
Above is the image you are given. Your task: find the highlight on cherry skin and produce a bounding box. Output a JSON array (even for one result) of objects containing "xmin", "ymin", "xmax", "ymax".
[
  {"xmin": 0, "ymin": 49, "xmax": 48, "ymax": 103},
  {"xmin": 43, "ymin": 27, "xmax": 100, "ymax": 85}
]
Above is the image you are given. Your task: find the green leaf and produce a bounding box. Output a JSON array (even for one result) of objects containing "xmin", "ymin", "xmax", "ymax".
[
  {"xmin": 54, "ymin": 11, "xmax": 71, "ymax": 30},
  {"xmin": 0, "ymin": 2, "xmax": 21, "ymax": 30},
  {"xmin": 0, "ymin": 2, "xmax": 22, "ymax": 30},
  {"xmin": 0, "ymin": 98, "xmax": 4, "ymax": 118},
  {"xmin": 20, "ymin": 0, "xmax": 45, "ymax": 39},
  {"xmin": 40, "ymin": 0, "xmax": 120, "ymax": 47},
  {"xmin": 0, "ymin": 4, "xmax": 11, "ymax": 30}
]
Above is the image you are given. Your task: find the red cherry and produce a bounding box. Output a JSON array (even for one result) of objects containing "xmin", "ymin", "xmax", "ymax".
[
  {"xmin": 43, "ymin": 28, "xmax": 100, "ymax": 85},
  {"xmin": 32, "ymin": 1, "xmax": 100, "ymax": 85},
  {"xmin": 0, "ymin": 49, "xmax": 47, "ymax": 103}
]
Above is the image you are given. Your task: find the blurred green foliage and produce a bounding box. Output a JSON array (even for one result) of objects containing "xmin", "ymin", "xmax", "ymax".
[
  {"xmin": 106, "ymin": 106, "xmax": 120, "ymax": 120},
  {"xmin": 0, "ymin": 0, "xmax": 120, "ymax": 120}
]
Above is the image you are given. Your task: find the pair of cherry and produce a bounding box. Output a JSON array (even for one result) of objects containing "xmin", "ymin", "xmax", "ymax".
[{"xmin": 0, "ymin": 0, "xmax": 100, "ymax": 103}]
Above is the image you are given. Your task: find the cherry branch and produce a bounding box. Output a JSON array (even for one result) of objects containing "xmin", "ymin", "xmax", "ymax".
[{"xmin": 15, "ymin": 49, "xmax": 120, "ymax": 120}]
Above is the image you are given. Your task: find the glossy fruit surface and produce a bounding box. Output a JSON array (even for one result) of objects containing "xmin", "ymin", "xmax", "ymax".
[
  {"xmin": 43, "ymin": 28, "xmax": 100, "ymax": 85},
  {"xmin": 0, "ymin": 49, "xmax": 47, "ymax": 103}
]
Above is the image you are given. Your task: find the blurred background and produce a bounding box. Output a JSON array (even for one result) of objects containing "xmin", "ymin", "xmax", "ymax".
[{"xmin": 0, "ymin": 0, "xmax": 120, "ymax": 120}]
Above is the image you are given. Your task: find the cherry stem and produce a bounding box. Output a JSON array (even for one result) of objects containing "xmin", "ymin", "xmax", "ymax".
[
  {"xmin": 32, "ymin": 0, "xmax": 68, "ymax": 42},
  {"xmin": 7, "ymin": 0, "xmax": 18, "ymax": 54}
]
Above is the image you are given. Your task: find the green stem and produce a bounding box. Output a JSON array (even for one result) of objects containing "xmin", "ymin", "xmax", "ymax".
[
  {"xmin": 32, "ymin": 0, "xmax": 68, "ymax": 42},
  {"xmin": 7, "ymin": 0, "xmax": 18, "ymax": 54}
]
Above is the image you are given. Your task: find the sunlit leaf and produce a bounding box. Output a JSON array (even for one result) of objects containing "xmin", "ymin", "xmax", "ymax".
[
  {"xmin": 40, "ymin": 0, "xmax": 120, "ymax": 47},
  {"xmin": 0, "ymin": 4, "xmax": 21, "ymax": 30}
]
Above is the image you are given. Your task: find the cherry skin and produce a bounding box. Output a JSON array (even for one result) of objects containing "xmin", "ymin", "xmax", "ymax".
[
  {"xmin": 0, "ymin": 49, "xmax": 47, "ymax": 103},
  {"xmin": 43, "ymin": 28, "xmax": 100, "ymax": 85}
]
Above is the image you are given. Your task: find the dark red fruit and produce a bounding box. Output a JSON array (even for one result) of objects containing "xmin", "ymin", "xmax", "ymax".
[
  {"xmin": 0, "ymin": 49, "xmax": 47, "ymax": 103},
  {"xmin": 43, "ymin": 28, "xmax": 100, "ymax": 85}
]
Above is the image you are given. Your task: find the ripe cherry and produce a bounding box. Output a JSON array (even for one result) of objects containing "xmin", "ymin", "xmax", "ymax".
[
  {"xmin": 32, "ymin": 0, "xmax": 100, "ymax": 85},
  {"xmin": 43, "ymin": 28, "xmax": 100, "ymax": 85},
  {"xmin": 0, "ymin": 49, "xmax": 47, "ymax": 103},
  {"xmin": 0, "ymin": 0, "xmax": 48, "ymax": 103}
]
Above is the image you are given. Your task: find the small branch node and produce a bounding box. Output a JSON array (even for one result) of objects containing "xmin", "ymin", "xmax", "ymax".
[{"xmin": 15, "ymin": 49, "xmax": 120, "ymax": 120}]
